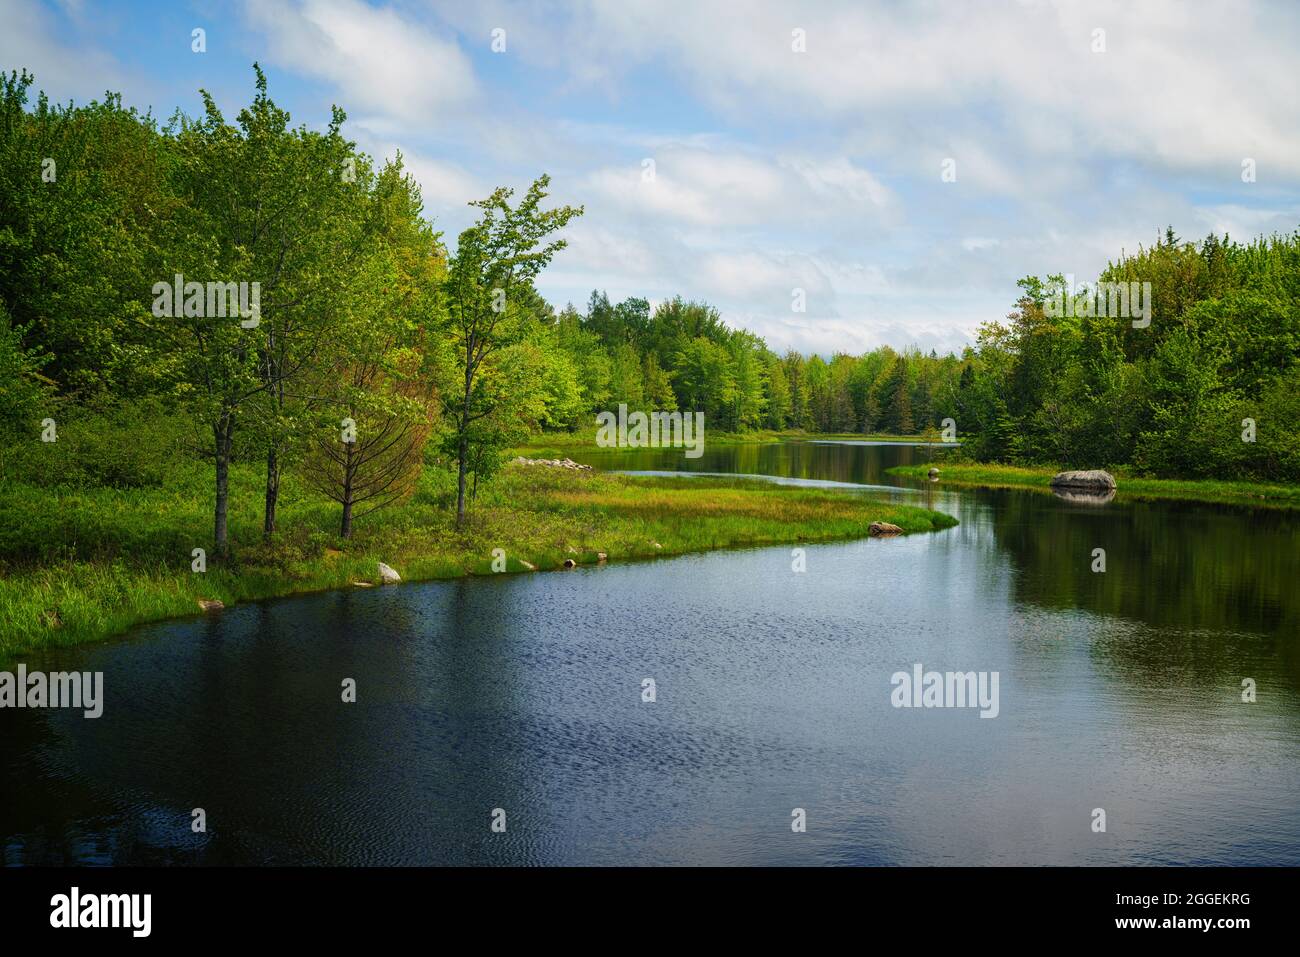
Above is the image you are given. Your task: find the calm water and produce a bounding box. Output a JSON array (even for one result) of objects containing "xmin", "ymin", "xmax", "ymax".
[{"xmin": 3, "ymin": 441, "xmax": 1299, "ymax": 865}]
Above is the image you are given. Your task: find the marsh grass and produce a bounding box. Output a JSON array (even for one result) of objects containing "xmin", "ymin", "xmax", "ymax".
[{"xmin": 0, "ymin": 464, "xmax": 956, "ymax": 659}]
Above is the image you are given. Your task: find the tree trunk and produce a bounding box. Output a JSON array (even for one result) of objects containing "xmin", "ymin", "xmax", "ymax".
[
  {"xmin": 455, "ymin": 345, "xmax": 475, "ymax": 528},
  {"xmin": 263, "ymin": 448, "xmax": 279, "ymax": 539},
  {"xmin": 340, "ymin": 443, "xmax": 354, "ymax": 539},
  {"xmin": 455, "ymin": 430, "xmax": 468, "ymax": 527},
  {"xmin": 213, "ymin": 415, "xmax": 234, "ymax": 562}
]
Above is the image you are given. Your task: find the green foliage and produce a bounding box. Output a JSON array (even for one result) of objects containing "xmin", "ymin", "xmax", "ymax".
[
  {"xmin": 441, "ymin": 174, "xmax": 583, "ymax": 522},
  {"xmin": 5, "ymin": 397, "xmax": 192, "ymax": 489},
  {"xmin": 953, "ymin": 231, "xmax": 1300, "ymax": 480},
  {"xmin": 0, "ymin": 70, "xmax": 173, "ymax": 395},
  {"xmin": 0, "ymin": 300, "xmax": 51, "ymax": 454}
]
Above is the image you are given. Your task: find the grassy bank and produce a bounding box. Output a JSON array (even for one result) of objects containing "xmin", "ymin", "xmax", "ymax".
[
  {"xmin": 0, "ymin": 463, "xmax": 957, "ymax": 660},
  {"xmin": 888, "ymin": 462, "xmax": 1300, "ymax": 509}
]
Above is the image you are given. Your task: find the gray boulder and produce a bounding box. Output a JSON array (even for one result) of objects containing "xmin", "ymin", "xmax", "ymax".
[{"xmin": 1049, "ymin": 469, "xmax": 1116, "ymax": 490}]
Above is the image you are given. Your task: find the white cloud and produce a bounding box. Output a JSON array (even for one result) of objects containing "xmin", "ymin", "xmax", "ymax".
[
  {"xmin": 0, "ymin": 0, "xmax": 138, "ymax": 104},
  {"xmin": 242, "ymin": 0, "xmax": 478, "ymax": 125},
  {"xmin": 434, "ymin": 0, "xmax": 1300, "ymax": 181},
  {"xmin": 584, "ymin": 145, "xmax": 893, "ymax": 230}
]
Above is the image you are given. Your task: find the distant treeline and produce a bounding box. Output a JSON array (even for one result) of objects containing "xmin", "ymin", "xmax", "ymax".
[
  {"xmin": 965, "ymin": 230, "xmax": 1300, "ymax": 479},
  {"xmin": 562, "ymin": 229, "xmax": 1300, "ymax": 482},
  {"xmin": 561, "ymin": 291, "xmax": 956, "ymax": 436}
]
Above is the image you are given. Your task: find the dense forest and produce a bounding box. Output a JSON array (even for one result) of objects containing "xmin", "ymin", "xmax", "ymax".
[
  {"xmin": 569, "ymin": 229, "xmax": 1300, "ymax": 484},
  {"xmin": 4, "ymin": 66, "xmax": 1300, "ymax": 565}
]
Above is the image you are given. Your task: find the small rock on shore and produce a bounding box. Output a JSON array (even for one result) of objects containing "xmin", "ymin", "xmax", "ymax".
[{"xmin": 512, "ymin": 456, "xmax": 593, "ymax": 471}]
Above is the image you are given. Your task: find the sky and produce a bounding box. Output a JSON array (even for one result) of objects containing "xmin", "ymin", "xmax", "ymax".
[{"xmin": 4, "ymin": 0, "xmax": 1299, "ymax": 356}]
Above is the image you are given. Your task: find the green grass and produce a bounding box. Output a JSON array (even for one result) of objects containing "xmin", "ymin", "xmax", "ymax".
[
  {"xmin": 0, "ymin": 463, "xmax": 957, "ymax": 660},
  {"xmin": 888, "ymin": 462, "xmax": 1300, "ymax": 509}
]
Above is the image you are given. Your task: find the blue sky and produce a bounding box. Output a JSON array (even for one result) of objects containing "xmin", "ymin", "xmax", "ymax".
[{"xmin": 4, "ymin": 0, "xmax": 1299, "ymax": 355}]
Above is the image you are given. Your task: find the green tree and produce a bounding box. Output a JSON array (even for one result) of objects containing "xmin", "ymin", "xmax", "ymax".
[
  {"xmin": 442, "ymin": 175, "xmax": 582, "ymax": 525},
  {"xmin": 672, "ymin": 337, "xmax": 736, "ymax": 421}
]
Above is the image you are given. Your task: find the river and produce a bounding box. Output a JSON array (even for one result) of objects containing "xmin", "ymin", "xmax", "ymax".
[{"xmin": 3, "ymin": 441, "xmax": 1298, "ymax": 865}]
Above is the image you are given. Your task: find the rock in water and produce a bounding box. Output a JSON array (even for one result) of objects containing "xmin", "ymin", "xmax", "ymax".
[
  {"xmin": 1049, "ymin": 469, "xmax": 1116, "ymax": 490},
  {"xmin": 928, "ymin": 467, "xmax": 940, "ymax": 478},
  {"xmin": 377, "ymin": 562, "xmax": 401, "ymax": 584},
  {"xmin": 869, "ymin": 521, "xmax": 904, "ymax": 536},
  {"xmin": 197, "ymin": 599, "xmax": 224, "ymax": 612},
  {"xmin": 562, "ymin": 558, "xmax": 577, "ymax": 568}
]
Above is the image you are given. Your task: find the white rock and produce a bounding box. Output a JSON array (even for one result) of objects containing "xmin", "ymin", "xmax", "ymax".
[{"xmin": 377, "ymin": 562, "xmax": 401, "ymax": 584}]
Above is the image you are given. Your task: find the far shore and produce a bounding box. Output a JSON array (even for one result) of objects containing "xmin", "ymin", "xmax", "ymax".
[
  {"xmin": 516, "ymin": 429, "xmax": 958, "ymax": 457},
  {"xmin": 888, "ymin": 462, "xmax": 1300, "ymax": 509}
]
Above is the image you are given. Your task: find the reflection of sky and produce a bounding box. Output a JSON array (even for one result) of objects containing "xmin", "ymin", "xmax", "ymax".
[
  {"xmin": 12, "ymin": 0, "xmax": 1300, "ymax": 356},
  {"xmin": 616, "ymin": 469, "xmax": 916, "ymax": 495}
]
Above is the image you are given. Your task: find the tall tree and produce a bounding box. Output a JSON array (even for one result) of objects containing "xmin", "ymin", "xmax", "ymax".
[{"xmin": 442, "ymin": 175, "xmax": 582, "ymax": 525}]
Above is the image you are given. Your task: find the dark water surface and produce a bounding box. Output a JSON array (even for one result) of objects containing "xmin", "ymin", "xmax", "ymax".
[{"xmin": 4, "ymin": 441, "xmax": 1299, "ymax": 865}]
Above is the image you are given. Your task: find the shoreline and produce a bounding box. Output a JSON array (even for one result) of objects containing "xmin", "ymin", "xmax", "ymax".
[
  {"xmin": 0, "ymin": 468, "xmax": 957, "ymax": 662},
  {"xmin": 887, "ymin": 463, "xmax": 1300, "ymax": 509}
]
